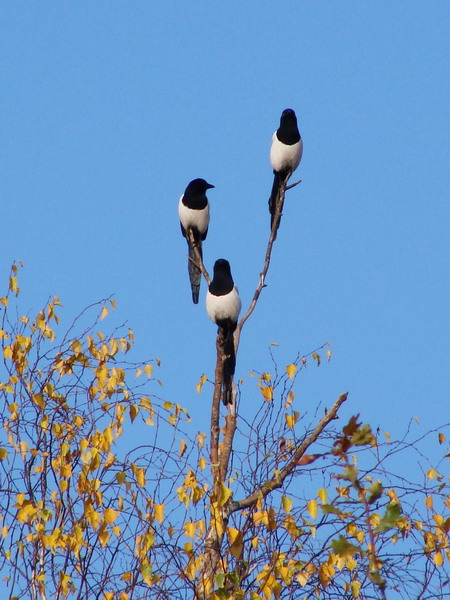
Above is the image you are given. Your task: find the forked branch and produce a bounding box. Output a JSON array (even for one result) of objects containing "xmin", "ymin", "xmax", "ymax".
[{"xmin": 229, "ymin": 392, "xmax": 348, "ymax": 512}]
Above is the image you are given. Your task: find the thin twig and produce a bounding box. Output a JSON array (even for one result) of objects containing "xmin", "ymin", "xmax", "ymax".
[
  {"xmin": 234, "ymin": 179, "xmax": 290, "ymax": 351},
  {"xmin": 229, "ymin": 392, "xmax": 348, "ymax": 512},
  {"xmin": 285, "ymin": 179, "xmax": 302, "ymax": 191},
  {"xmin": 187, "ymin": 229, "xmax": 211, "ymax": 286}
]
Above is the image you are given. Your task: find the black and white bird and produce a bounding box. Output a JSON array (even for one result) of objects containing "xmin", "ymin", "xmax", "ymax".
[
  {"xmin": 269, "ymin": 108, "xmax": 303, "ymax": 235},
  {"xmin": 206, "ymin": 259, "xmax": 242, "ymax": 405},
  {"xmin": 178, "ymin": 178, "xmax": 215, "ymax": 304}
]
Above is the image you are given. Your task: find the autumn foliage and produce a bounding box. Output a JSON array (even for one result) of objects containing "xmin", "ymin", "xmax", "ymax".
[{"xmin": 0, "ymin": 259, "xmax": 449, "ymax": 600}]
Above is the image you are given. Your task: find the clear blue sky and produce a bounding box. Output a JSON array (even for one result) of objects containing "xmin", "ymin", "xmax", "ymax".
[{"xmin": 1, "ymin": 3, "xmax": 449, "ymax": 471}]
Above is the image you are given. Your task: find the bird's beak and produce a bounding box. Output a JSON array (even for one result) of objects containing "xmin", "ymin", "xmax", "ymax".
[{"xmin": 207, "ymin": 183, "xmax": 215, "ymax": 189}]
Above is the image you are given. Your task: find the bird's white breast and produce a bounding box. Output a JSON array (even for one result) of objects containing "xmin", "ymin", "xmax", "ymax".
[
  {"xmin": 178, "ymin": 196, "xmax": 210, "ymax": 235},
  {"xmin": 270, "ymin": 133, "xmax": 303, "ymax": 173},
  {"xmin": 206, "ymin": 286, "xmax": 241, "ymax": 324}
]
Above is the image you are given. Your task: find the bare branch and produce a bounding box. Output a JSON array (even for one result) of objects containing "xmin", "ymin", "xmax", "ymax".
[
  {"xmin": 229, "ymin": 392, "xmax": 348, "ymax": 512},
  {"xmin": 234, "ymin": 178, "xmax": 301, "ymax": 352},
  {"xmin": 285, "ymin": 178, "xmax": 302, "ymax": 191},
  {"xmin": 210, "ymin": 329, "xmax": 225, "ymax": 482},
  {"xmin": 187, "ymin": 229, "xmax": 211, "ymax": 286}
]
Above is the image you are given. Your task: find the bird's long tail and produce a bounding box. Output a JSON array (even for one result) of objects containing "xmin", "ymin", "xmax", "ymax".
[
  {"xmin": 188, "ymin": 241, "xmax": 202, "ymax": 304},
  {"xmin": 222, "ymin": 328, "xmax": 236, "ymax": 405},
  {"xmin": 269, "ymin": 171, "xmax": 289, "ymax": 239},
  {"xmin": 269, "ymin": 172, "xmax": 280, "ymax": 229}
]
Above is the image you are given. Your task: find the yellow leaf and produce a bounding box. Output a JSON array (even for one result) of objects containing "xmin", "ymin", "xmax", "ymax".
[
  {"xmin": 163, "ymin": 401, "xmax": 173, "ymax": 411},
  {"xmin": 0, "ymin": 448, "xmax": 8, "ymax": 460},
  {"xmin": 260, "ymin": 386, "xmax": 273, "ymax": 401},
  {"xmin": 129, "ymin": 404, "xmax": 139, "ymax": 422},
  {"xmin": 318, "ymin": 561, "xmax": 334, "ymax": 588},
  {"xmin": 179, "ymin": 439, "xmax": 187, "ymax": 458},
  {"xmin": 71, "ymin": 340, "xmax": 82, "ymax": 353},
  {"xmin": 199, "ymin": 457, "xmax": 206, "ymax": 470},
  {"xmin": 434, "ymin": 550, "xmax": 443, "ymax": 567},
  {"xmin": 318, "ymin": 488, "xmax": 327, "ymax": 504},
  {"xmin": 9, "ymin": 276, "xmax": 18, "ymax": 294},
  {"xmin": 60, "ymin": 465, "xmax": 72, "ymax": 478},
  {"xmin": 427, "ymin": 469, "xmax": 437, "ymax": 480},
  {"xmin": 16, "ymin": 502, "xmax": 36, "ymax": 524},
  {"xmin": 218, "ymin": 482, "xmax": 232, "ymax": 507},
  {"xmin": 285, "ymin": 390, "xmax": 295, "ymax": 408},
  {"xmin": 307, "ymin": 499, "xmax": 318, "ymax": 520},
  {"xmin": 103, "ymin": 508, "xmax": 118, "ymax": 524},
  {"xmin": 326, "ymin": 349, "xmax": 332, "ymax": 361},
  {"xmin": 131, "ymin": 463, "xmax": 146, "ymax": 487},
  {"xmin": 433, "ymin": 514, "xmax": 443, "ymax": 527},
  {"xmin": 184, "ymin": 521, "xmax": 196, "ymax": 538},
  {"xmin": 100, "ymin": 306, "xmax": 109, "ymax": 320},
  {"xmin": 2, "ymin": 526, "xmax": 8, "ymax": 538},
  {"xmin": 19, "ymin": 441, "xmax": 28, "ymax": 460},
  {"xmin": 32, "ymin": 393, "xmax": 45, "ymax": 410},
  {"xmin": 285, "ymin": 411, "xmax": 300, "ymax": 430},
  {"xmin": 140, "ymin": 396, "xmax": 153, "ymax": 411},
  {"xmin": 425, "ymin": 496, "xmax": 433, "ymax": 510},
  {"xmin": 197, "ymin": 432, "xmax": 206, "ymax": 449},
  {"xmin": 351, "ymin": 580, "xmax": 361, "ymax": 598},
  {"xmin": 144, "ymin": 364, "xmax": 153, "ymax": 378},
  {"xmin": 154, "ymin": 504, "xmax": 164, "ymax": 524},
  {"xmin": 0, "ymin": 297, "xmax": 8, "ymax": 306},
  {"xmin": 286, "ymin": 364, "xmax": 297, "ymax": 379},
  {"xmin": 227, "ymin": 527, "xmax": 243, "ymax": 558},
  {"xmin": 184, "ymin": 541, "xmax": 193, "ymax": 555},
  {"xmin": 282, "ymin": 496, "xmax": 293, "ymax": 514},
  {"xmin": 196, "ymin": 374, "xmax": 208, "ymax": 394},
  {"xmin": 438, "ymin": 432, "xmax": 446, "ymax": 444}
]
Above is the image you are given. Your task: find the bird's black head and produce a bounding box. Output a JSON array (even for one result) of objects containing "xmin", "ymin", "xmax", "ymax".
[
  {"xmin": 280, "ymin": 108, "xmax": 297, "ymax": 125},
  {"xmin": 213, "ymin": 258, "xmax": 231, "ymax": 277},
  {"xmin": 185, "ymin": 178, "xmax": 215, "ymax": 195},
  {"xmin": 209, "ymin": 258, "xmax": 234, "ymax": 295}
]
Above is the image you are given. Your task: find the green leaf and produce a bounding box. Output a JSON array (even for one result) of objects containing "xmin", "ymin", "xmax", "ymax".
[
  {"xmin": 375, "ymin": 503, "xmax": 401, "ymax": 532},
  {"xmin": 342, "ymin": 465, "xmax": 358, "ymax": 483},
  {"xmin": 367, "ymin": 481, "xmax": 383, "ymax": 504},
  {"xmin": 351, "ymin": 423, "xmax": 376, "ymax": 446},
  {"xmin": 321, "ymin": 503, "xmax": 342, "ymax": 515},
  {"xmin": 331, "ymin": 535, "xmax": 361, "ymax": 557}
]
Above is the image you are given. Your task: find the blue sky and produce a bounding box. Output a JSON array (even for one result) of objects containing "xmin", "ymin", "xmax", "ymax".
[{"xmin": 1, "ymin": 1, "xmax": 449, "ymax": 476}]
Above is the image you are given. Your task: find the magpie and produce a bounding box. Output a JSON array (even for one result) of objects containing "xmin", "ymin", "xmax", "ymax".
[
  {"xmin": 178, "ymin": 178, "xmax": 215, "ymax": 304},
  {"xmin": 206, "ymin": 259, "xmax": 242, "ymax": 405},
  {"xmin": 269, "ymin": 108, "xmax": 303, "ymax": 235}
]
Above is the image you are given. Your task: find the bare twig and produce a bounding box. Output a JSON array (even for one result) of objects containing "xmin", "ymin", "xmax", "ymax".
[
  {"xmin": 187, "ymin": 229, "xmax": 211, "ymax": 286},
  {"xmin": 234, "ymin": 178, "xmax": 301, "ymax": 352},
  {"xmin": 210, "ymin": 330, "xmax": 225, "ymax": 482},
  {"xmin": 285, "ymin": 178, "xmax": 302, "ymax": 191},
  {"xmin": 229, "ymin": 392, "xmax": 348, "ymax": 512}
]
